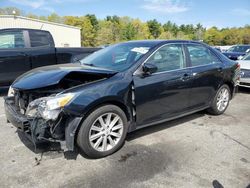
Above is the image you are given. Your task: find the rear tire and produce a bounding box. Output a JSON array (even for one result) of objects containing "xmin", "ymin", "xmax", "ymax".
[
  {"xmin": 77, "ymin": 105, "xmax": 128, "ymax": 158},
  {"xmin": 207, "ymin": 84, "xmax": 231, "ymax": 115}
]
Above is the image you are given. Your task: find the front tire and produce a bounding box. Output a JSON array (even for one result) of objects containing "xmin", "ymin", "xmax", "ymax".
[
  {"xmin": 77, "ymin": 105, "xmax": 128, "ymax": 158},
  {"xmin": 207, "ymin": 84, "xmax": 231, "ymax": 115}
]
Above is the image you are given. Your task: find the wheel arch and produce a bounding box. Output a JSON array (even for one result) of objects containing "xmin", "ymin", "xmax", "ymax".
[
  {"xmin": 65, "ymin": 98, "xmax": 133, "ymax": 152},
  {"xmin": 223, "ymin": 81, "xmax": 234, "ymax": 99}
]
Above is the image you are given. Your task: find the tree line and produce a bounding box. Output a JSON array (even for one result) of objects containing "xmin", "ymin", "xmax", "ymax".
[{"xmin": 1, "ymin": 7, "xmax": 250, "ymax": 47}]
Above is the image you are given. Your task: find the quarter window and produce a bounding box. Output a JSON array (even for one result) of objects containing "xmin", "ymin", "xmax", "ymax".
[
  {"xmin": 187, "ymin": 45, "xmax": 221, "ymax": 66},
  {"xmin": 145, "ymin": 44, "xmax": 185, "ymax": 73},
  {"xmin": 0, "ymin": 30, "xmax": 25, "ymax": 48}
]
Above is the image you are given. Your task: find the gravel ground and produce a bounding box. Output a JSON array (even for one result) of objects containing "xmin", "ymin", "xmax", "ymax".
[{"xmin": 0, "ymin": 88, "xmax": 249, "ymax": 188}]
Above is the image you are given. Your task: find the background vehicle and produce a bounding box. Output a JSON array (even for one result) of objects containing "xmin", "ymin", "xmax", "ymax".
[
  {"xmin": 223, "ymin": 45, "xmax": 250, "ymax": 60},
  {"xmin": 0, "ymin": 28, "xmax": 100, "ymax": 88},
  {"xmin": 237, "ymin": 53, "xmax": 250, "ymax": 87},
  {"xmin": 4, "ymin": 40, "xmax": 240, "ymax": 158}
]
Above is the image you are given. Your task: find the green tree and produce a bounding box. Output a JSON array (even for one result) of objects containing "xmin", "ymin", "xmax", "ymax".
[
  {"xmin": 147, "ymin": 19, "xmax": 161, "ymax": 38},
  {"xmin": 96, "ymin": 20, "xmax": 114, "ymax": 45},
  {"xmin": 47, "ymin": 13, "xmax": 64, "ymax": 23},
  {"xmin": 122, "ymin": 22, "xmax": 136, "ymax": 40},
  {"xmin": 85, "ymin": 14, "xmax": 99, "ymax": 31},
  {"xmin": 131, "ymin": 19, "xmax": 151, "ymax": 39},
  {"xmin": 158, "ymin": 31, "xmax": 174, "ymax": 39},
  {"xmin": 81, "ymin": 16, "xmax": 96, "ymax": 47},
  {"xmin": 204, "ymin": 27, "xmax": 222, "ymax": 45},
  {"xmin": 221, "ymin": 29, "xmax": 241, "ymax": 45}
]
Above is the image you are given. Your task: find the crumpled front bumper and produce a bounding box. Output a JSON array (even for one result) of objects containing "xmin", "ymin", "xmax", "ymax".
[
  {"xmin": 4, "ymin": 97, "xmax": 30, "ymax": 132},
  {"xmin": 4, "ymin": 96, "xmax": 82, "ymax": 151}
]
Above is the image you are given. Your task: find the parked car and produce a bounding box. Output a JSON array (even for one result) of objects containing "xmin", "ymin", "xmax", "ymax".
[
  {"xmin": 5, "ymin": 40, "xmax": 240, "ymax": 158},
  {"xmin": 237, "ymin": 53, "xmax": 250, "ymax": 87},
  {"xmin": 0, "ymin": 28, "xmax": 100, "ymax": 88},
  {"xmin": 223, "ymin": 45, "xmax": 250, "ymax": 60}
]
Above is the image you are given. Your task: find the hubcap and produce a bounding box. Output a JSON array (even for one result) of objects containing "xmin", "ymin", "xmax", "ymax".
[
  {"xmin": 89, "ymin": 113, "xmax": 123, "ymax": 152},
  {"xmin": 216, "ymin": 88, "xmax": 229, "ymax": 112}
]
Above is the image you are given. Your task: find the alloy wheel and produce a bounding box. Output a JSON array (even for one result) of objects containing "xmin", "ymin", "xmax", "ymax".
[
  {"xmin": 216, "ymin": 88, "xmax": 229, "ymax": 112},
  {"xmin": 89, "ymin": 113, "xmax": 124, "ymax": 152}
]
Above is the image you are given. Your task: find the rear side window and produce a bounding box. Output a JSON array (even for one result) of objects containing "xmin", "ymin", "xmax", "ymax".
[
  {"xmin": 0, "ymin": 30, "xmax": 25, "ymax": 48},
  {"xmin": 187, "ymin": 44, "xmax": 221, "ymax": 67},
  {"xmin": 29, "ymin": 30, "xmax": 54, "ymax": 47}
]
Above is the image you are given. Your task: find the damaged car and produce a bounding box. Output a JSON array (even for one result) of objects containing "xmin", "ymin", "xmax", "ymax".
[{"xmin": 5, "ymin": 40, "xmax": 240, "ymax": 158}]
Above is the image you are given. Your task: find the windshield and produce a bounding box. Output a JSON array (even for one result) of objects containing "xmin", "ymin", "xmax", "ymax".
[
  {"xmin": 227, "ymin": 45, "xmax": 250, "ymax": 53},
  {"xmin": 80, "ymin": 42, "xmax": 155, "ymax": 71},
  {"xmin": 243, "ymin": 53, "xmax": 250, "ymax": 60}
]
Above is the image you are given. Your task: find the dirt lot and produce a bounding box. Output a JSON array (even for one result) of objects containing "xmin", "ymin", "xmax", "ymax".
[{"xmin": 0, "ymin": 89, "xmax": 249, "ymax": 188}]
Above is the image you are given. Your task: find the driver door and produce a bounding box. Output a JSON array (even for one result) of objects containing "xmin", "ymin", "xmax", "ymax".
[{"xmin": 133, "ymin": 44, "xmax": 193, "ymax": 127}]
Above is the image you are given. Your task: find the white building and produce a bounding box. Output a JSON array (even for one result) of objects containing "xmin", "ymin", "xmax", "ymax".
[{"xmin": 0, "ymin": 15, "xmax": 81, "ymax": 47}]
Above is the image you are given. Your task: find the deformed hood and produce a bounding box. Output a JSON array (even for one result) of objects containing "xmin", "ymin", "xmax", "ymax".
[{"xmin": 12, "ymin": 64, "xmax": 117, "ymax": 90}]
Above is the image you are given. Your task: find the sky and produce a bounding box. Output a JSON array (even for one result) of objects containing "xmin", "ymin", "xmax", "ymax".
[{"xmin": 1, "ymin": 0, "xmax": 250, "ymax": 28}]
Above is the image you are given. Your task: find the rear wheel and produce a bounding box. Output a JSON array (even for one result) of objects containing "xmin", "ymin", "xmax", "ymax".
[
  {"xmin": 207, "ymin": 84, "xmax": 231, "ymax": 115},
  {"xmin": 77, "ymin": 105, "xmax": 128, "ymax": 158}
]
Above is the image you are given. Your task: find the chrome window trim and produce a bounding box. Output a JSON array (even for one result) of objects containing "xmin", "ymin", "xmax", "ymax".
[{"xmin": 133, "ymin": 42, "xmax": 222, "ymax": 76}]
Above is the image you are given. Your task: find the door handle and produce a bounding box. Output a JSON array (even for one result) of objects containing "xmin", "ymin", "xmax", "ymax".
[
  {"xmin": 18, "ymin": 52, "xmax": 28, "ymax": 56},
  {"xmin": 181, "ymin": 73, "xmax": 191, "ymax": 81}
]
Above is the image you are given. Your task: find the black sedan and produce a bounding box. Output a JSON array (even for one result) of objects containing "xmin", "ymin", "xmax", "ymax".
[{"xmin": 5, "ymin": 40, "xmax": 240, "ymax": 158}]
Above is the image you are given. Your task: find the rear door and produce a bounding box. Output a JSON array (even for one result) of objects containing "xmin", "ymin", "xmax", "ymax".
[
  {"xmin": 0, "ymin": 30, "xmax": 30, "ymax": 87},
  {"xmin": 133, "ymin": 43, "xmax": 193, "ymax": 126},
  {"xmin": 185, "ymin": 44, "xmax": 224, "ymax": 109},
  {"xmin": 27, "ymin": 30, "xmax": 57, "ymax": 68}
]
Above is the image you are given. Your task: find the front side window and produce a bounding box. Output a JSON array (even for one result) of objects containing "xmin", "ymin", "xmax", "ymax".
[
  {"xmin": 0, "ymin": 30, "xmax": 25, "ymax": 48},
  {"xmin": 187, "ymin": 44, "xmax": 221, "ymax": 66},
  {"xmin": 145, "ymin": 44, "xmax": 185, "ymax": 73},
  {"xmin": 29, "ymin": 31, "xmax": 53, "ymax": 47}
]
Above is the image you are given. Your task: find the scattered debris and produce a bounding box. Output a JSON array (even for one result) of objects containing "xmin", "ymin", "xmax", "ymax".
[
  {"xmin": 212, "ymin": 180, "xmax": 224, "ymax": 188},
  {"xmin": 34, "ymin": 153, "xmax": 43, "ymax": 166}
]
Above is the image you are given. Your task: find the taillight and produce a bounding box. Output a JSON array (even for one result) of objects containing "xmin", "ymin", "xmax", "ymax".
[{"xmin": 235, "ymin": 63, "xmax": 241, "ymax": 84}]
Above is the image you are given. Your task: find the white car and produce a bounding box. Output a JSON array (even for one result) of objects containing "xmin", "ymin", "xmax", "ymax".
[{"xmin": 238, "ymin": 53, "xmax": 250, "ymax": 88}]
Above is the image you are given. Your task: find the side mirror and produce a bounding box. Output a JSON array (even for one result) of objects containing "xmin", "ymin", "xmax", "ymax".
[{"xmin": 142, "ymin": 63, "xmax": 157, "ymax": 75}]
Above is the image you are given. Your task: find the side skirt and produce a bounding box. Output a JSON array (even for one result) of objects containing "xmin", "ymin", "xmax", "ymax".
[{"xmin": 130, "ymin": 106, "xmax": 210, "ymax": 132}]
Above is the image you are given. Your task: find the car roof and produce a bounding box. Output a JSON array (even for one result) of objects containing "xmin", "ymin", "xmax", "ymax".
[
  {"xmin": 122, "ymin": 39, "xmax": 205, "ymax": 46},
  {"xmin": 0, "ymin": 28, "xmax": 50, "ymax": 33}
]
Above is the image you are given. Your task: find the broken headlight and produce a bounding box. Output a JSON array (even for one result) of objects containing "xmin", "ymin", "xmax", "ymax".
[
  {"xmin": 26, "ymin": 93, "xmax": 75, "ymax": 120},
  {"xmin": 8, "ymin": 86, "xmax": 14, "ymax": 97}
]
